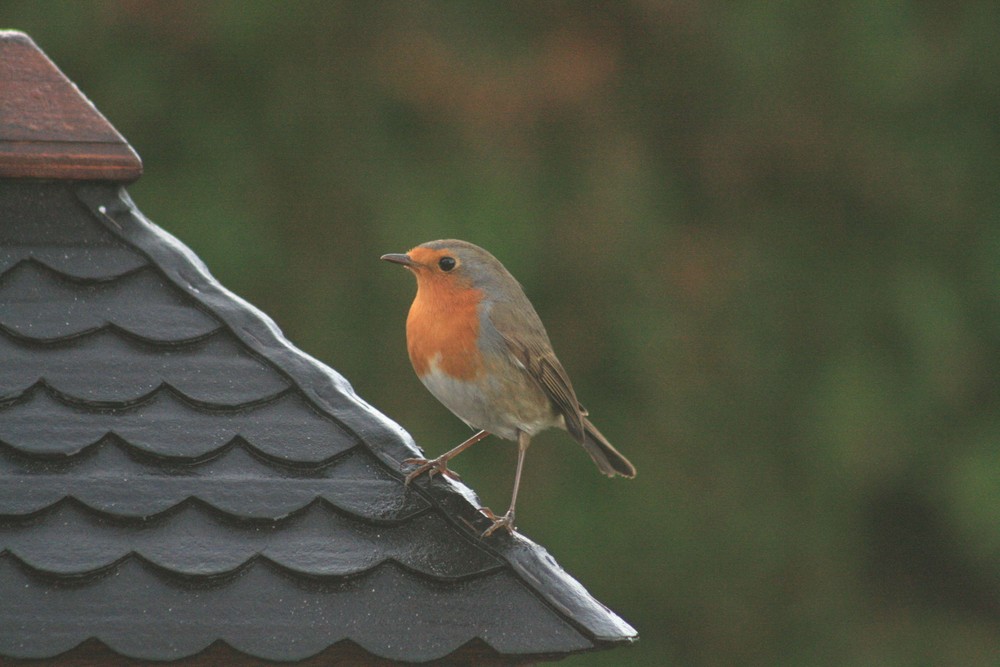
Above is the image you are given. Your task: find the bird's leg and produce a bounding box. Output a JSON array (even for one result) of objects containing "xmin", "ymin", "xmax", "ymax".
[
  {"xmin": 481, "ymin": 431, "xmax": 530, "ymax": 537},
  {"xmin": 403, "ymin": 430, "xmax": 490, "ymax": 485}
]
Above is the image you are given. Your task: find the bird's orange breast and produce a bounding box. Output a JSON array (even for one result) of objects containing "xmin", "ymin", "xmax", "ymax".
[{"xmin": 406, "ymin": 277, "xmax": 485, "ymax": 381}]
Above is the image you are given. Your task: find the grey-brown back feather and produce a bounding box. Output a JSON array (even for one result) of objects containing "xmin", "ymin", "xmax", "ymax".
[
  {"xmin": 488, "ymin": 300, "xmax": 588, "ymax": 441},
  {"xmin": 490, "ymin": 301, "xmax": 636, "ymax": 478}
]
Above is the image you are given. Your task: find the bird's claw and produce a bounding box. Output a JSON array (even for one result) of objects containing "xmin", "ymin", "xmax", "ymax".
[
  {"xmin": 402, "ymin": 456, "xmax": 462, "ymax": 485},
  {"xmin": 479, "ymin": 507, "xmax": 516, "ymax": 537}
]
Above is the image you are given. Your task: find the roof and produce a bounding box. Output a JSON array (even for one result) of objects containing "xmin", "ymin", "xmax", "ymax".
[
  {"xmin": 0, "ymin": 32, "xmax": 637, "ymax": 660},
  {"xmin": 0, "ymin": 180, "xmax": 637, "ymax": 662}
]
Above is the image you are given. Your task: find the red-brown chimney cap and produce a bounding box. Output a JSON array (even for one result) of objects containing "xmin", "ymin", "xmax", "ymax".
[{"xmin": 0, "ymin": 30, "xmax": 142, "ymax": 181}]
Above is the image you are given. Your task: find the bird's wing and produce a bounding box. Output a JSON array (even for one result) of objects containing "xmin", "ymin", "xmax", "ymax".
[{"xmin": 488, "ymin": 301, "xmax": 588, "ymax": 441}]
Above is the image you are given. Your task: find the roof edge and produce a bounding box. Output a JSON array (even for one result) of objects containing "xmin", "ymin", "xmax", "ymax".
[{"xmin": 506, "ymin": 536, "xmax": 639, "ymax": 642}]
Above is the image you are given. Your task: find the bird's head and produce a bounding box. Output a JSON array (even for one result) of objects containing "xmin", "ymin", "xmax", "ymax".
[{"xmin": 381, "ymin": 239, "xmax": 516, "ymax": 297}]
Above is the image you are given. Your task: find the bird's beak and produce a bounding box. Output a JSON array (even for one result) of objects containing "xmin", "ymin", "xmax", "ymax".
[{"xmin": 380, "ymin": 253, "xmax": 417, "ymax": 268}]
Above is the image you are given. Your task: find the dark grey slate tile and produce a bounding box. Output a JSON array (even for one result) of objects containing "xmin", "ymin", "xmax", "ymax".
[
  {"xmin": 0, "ymin": 262, "xmax": 221, "ymax": 342},
  {"xmin": 0, "ymin": 440, "xmax": 426, "ymax": 521},
  {"xmin": 0, "ymin": 329, "xmax": 291, "ymax": 404},
  {"xmin": 0, "ymin": 501, "xmax": 501, "ymax": 579},
  {"xmin": 0, "ymin": 556, "xmax": 593, "ymax": 662},
  {"xmin": 0, "ymin": 384, "xmax": 355, "ymax": 461},
  {"xmin": 0, "ymin": 249, "xmax": 148, "ymax": 280}
]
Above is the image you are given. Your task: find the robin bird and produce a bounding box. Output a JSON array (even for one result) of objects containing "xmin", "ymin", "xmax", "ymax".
[{"xmin": 381, "ymin": 240, "xmax": 636, "ymax": 537}]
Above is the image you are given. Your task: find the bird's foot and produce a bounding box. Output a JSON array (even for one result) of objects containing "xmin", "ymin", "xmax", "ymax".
[
  {"xmin": 479, "ymin": 507, "xmax": 516, "ymax": 537},
  {"xmin": 402, "ymin": 456, "xmax": 462, "ymax": 485}
]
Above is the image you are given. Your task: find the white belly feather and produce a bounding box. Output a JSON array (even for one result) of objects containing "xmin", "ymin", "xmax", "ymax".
[{"xmin": 418, "ymin": 355, "xmax": 560, "ymax": 440}]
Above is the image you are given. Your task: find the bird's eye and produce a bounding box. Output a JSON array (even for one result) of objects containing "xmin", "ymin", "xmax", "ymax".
[{"xmin": 438, "ymin": 256, "xmax": 457, "ymax": 272}]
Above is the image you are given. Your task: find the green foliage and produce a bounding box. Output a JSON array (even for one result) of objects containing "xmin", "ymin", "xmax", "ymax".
[{"xmin": 5, "ymin": 2, "xmax": 998, "ymax": 664}]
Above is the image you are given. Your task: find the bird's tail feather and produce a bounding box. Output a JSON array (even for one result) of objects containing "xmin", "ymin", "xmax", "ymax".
[{"xmin": 580, "ymin": 417, "xmax": 636, "ymax": 478}]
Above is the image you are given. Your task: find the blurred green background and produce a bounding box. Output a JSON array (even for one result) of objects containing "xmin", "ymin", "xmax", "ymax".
[{"xmin": 6, "ymin": 2, "xmax": 999, "ymax": 665}]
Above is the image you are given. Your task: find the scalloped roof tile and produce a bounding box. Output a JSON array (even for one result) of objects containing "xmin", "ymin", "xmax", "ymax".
[
  {"xmin": 1, "ymin": 384, "xmax": 355, "ymax": 461},
  {"xmin": 1, "ymin": 557, "xmax": 595, "ymax": 663},
  {"xmin": 0, "ymin": 261, "xmax": 222, "ymax": 341},
  {"xmin": 3, "ymin": 501, "xmax": 500, "ymax": 578}
]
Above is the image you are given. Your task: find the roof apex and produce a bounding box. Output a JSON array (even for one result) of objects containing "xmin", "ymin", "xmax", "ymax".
[{"xmin": 0, "ymin": 31, "xmax": 142, "ymax": 182}]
